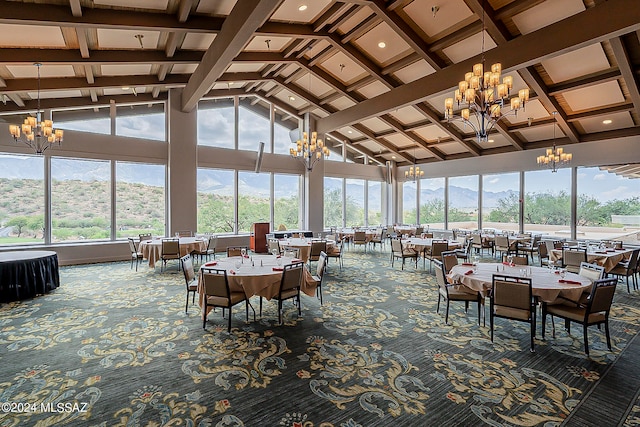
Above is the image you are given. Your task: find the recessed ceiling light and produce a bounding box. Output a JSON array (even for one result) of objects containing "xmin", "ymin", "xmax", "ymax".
[
  {"xmin": 488, "ymin": 139, "xmax": 494, "ymax": 143},
  {"xmin": 298, "ymin": 5, "xmax": 307, "ymax": 11},
  {"xmin": 378, "ymin": 41, "xmax": 386, "ymax": 48},
  {"xmin": 289, "ymin": 96, "xmax": 295, "ymax": 101},
  {"xmin": 602, "ymin": 119, "xmax": 612, "ymax": 124},
  {"xmin": 391, "ymin": 155, "xmax": 396, "ymax": 159},
  {"xmin": 121, "ymin": 87, "xmax": 130, "ymax": 90},
  {"xmin": 347, "ymin": 130, "xmax": 353, "ymax": 134}
]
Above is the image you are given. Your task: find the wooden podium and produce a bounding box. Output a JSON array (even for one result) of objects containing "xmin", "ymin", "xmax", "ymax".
[{"xmin": 250, "ymin": 222, "xmax": 270, "ymax": 253}]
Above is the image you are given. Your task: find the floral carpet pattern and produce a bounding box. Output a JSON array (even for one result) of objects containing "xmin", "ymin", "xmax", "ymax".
[{"xmin": 0, "ymin": 249, "xmax": 639, "ymax": 426}]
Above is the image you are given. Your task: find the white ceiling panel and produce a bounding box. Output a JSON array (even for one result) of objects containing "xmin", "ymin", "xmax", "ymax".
[
  {"xmin": 196, "ymin": 0, "xmax": 237, "ymax": 15},
  {"xmin": 319, "ymin": 51, "xmax": 367, "ymax": 85},
  {"xmin": 404, "ymin": 0, "xmax": 474, "ymax": 38},
  {"xmin": 578, "ymin": 111, "xmax": 635, "ymax": 134},
  {"xmin": 97, "ymin": 29, "xmax": 160, "ymax": 49},
  {"xmin": 388, "ymin": 106, "xmax": 424, "ymax": 125},
  {"xmin": 94, "ymin": 0, "xmax": 168, "ymax": 10},
  {"xmin": 517, "ymin": 123, "xmax": 564, "ymax": 141},
  {"xmin": 504, "ymin": 99, "xmax": 550, "ymax": 125},
  {"xmin": 246, "ymin": 36, "xmax": 292, "ymax": 51},
  {"xmin": 360, "ymin": 117, "xmax": 392, "ymax": 133},
  {"xmin": 357, "ymin": 81, "xmax": 390, "ymax": 99},
  {"xmin": 271, "ymin": 0, "xmax": 332, "ymax": 23},
  {"xmin": 0, "ymin": 24, "xmax": 65, "ymax": 48},
  {"xmin": 7, "ymin": 65, "xmax": 75, "ymax": 78},
  {"xmin": 101, "ymin": 64, "xmax": 153, "ymax": 76},
  {"xmin": 384, "ymin": 132, "xmax": 413, "ymax": 148},
  {"xmin": 181, "ymin": 33, "xmax": 216, "ymax": 50},
  {"xmin": 442, "ymin": 31, "xmax": 497, "ymax": 64},
  {"xmin": 393, "ymin": 60, "xmax": 435, "ymax": 84},
  {"xmin": 412, "ymin": 125, "xmax": 450, "ymax": 141},
  {"xmin": 353, "ymin": 22, "xmax": 412, "ymax": 65},
  {"xmin": 337, "ymin": 7, "xmax": 374, "ymax": 35},
  {"xmin": 562, "ymin": 80, "xmax": 625, "ymax": 112},
  {"xmin": 225, "ymin": 63, "xmax": 264, "ymax": 73},
  {"xmin": 329, "ymin": 97, "xmax": 358, "ymax": 110},
  {"xmin": 294, "ymin": 73, "xmax": 333, "ymax": 98},
  {"xmin": 436, "ymin": 142, "xmax": 468, "ymax": 155},
  {"xmin": 512, "ymin": 0, "xmax": 585, "ymax": 35},
  {"xmin": 171, "ymin": 64, "xmax": 198, "ymax": 74},
  {"xmin": 541, "ymin": 43, "xmax": 610, "ymax": 83},
  {"xmin": 28, "ymin": 90, "xmax": 83, "ymax": 99}
]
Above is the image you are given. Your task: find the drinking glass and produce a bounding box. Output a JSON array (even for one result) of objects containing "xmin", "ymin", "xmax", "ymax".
[
  {"xmin": 241, "ymin": 248, "xmax": 247, "ymax": 257},
  {"xmin": 277, "ymin": 257, "xmax": 282, "ymax": 267},
  {"xmin": 559, "ymin": 268, "xmax": 566, "ymax": 279},
  {"xmin": 234, "ymin": 260, "xmax": 241, "ymax": 270},
  {"xmin": 507, "ymin": 255, "xmax": 513, "ymax": 266},
  {"xmin": 271, "ymin": 248, "xmax": 278, "ymax": 256}
]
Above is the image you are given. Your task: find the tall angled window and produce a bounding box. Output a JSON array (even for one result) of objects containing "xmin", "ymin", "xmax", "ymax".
[
  {"xmin": 274, "ymin": 114, "xmax": 299, "ymax": 155},
  {"xmin": 324, "ymin": 177, "xmax": 343, "ymax": 228},
  {"xmin": 524, "ymin": 169, "xmax": 571, "ymax": 237},
  {"xmin": 274, "ymin": 174, "xmax": 300, "ymax": 231},
  {"xmin": 116, "ymin": 162, "xmax": 165, "ymax": 239},
  {"xmin": 238, "ymin": 171, "xmax": 270, "ymax": 233},
  {"xmin": 51, "ymin": 157, "xmax": 110, "ymax": 242},
  {"xmin": 197, "ymin": 168, "xmax": 235, "ymax": 234},
  {"xmin": 238, "ymin": 98, "xmax": 270, "ymax": 152},
  {"xmin": 419, "ymin": 177, "xmax": 445, "ymax": 228},
  {"xmin": 577, "ymin": 166, "xmax": 640, "ymax": 241},
  {"xmin": 116, "ymin": 103, "xmax": 166, "ymax": 142},
  {"xmin": 483, "ymin": 172, "xmax": 520, "ymax": 233},
  {"xmin": 198, "ymin": 99, "xmax": 235, "ymax": 148},
  {"xmin": 0, "ymin": 154, "xmax": 44, "ymax": 245}
]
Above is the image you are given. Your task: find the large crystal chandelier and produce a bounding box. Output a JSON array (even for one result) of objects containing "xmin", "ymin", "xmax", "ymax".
[
  {"xmin": 290, "ymin": 131, "xmax": 329, "ymax": 171},
  {"xmin": 444, "ymin": 4, "xmax": 529, "ymax": 144},
  {"xmin": 8, "ymin": 63, "xmax": 63, "ymax": 154}
]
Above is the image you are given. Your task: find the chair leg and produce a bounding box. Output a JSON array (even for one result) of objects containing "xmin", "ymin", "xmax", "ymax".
[
  {"xmin": 445, "ymin": 300, "xmax": 450, "ymax": 324},
  {"xmin": 278, "ymin": 300, "xmax": 282, "ymax": 324},
  {"xmin": 228, "ymin": 306, "xmax": 232, "ymax": 333},
  {"xmin": 490, "ymin": 311, "xmax": 494, "ymax": 342},
  {"xmin": 477, "ymin": 300, "xmax": 481, "ymax": 325},
  {"xmin": 202, "ymin": 303, "xmax": 207, "ymax": 329},
  {"xmin": 583, "ymin": 323, "xmax": 589, "ymax": 356},
  {"xmin": 605, "ymin": 319, "xmax": 612, "ymax": 351},
  {"xmin": 436, "ymin": 294, "xmax": 441, "ymax": 314},
  {"xmin": 185, "ymin": 293, "xmax": 189, "ymax": 313},
  {"xmin": 530, "ymin": 318, "xmax": 535, "ymax": 352}
]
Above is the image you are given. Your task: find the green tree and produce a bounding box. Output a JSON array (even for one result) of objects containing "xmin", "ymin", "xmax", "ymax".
[
  {"xmin": 419, "ymin": 199, "xmax": 445, "ymax": 224},
  {"xmin": 6, "ymin": 216, "xmax": 29, "ymax": 237},
  {"xmin": 324, "ymin": 188, "xmax": 343, "ymax": 227}
]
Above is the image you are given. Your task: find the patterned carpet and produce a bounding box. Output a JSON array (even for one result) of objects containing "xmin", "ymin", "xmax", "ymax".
[{"xmin": 1, "ymin": 248, "xmax": 639, "ymax": 427}]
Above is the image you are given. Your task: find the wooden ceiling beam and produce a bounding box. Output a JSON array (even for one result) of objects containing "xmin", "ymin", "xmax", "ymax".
[
  {"xmin": 0, "ymin": 92, "xmax": 164, "ymax": 113},
  {"xmin": 546, "ymin": 67, "xmax": 621, "ymax": 96},
  {"xmin": 328, "ymin": 5, "xmax": 362, "ymax": 33},
  {"xmin": 69, "ymin": 0, "xmax": 82, "ymax": 17},
  {"xmin": 181, "ymin": 0, "xmax": 284, "ymax": 112},
  {"xmin": 609, "ymin": 36, "xmax": 640, "ymax": 119},
  {"xmin": 341, "ymin": 15, "xmax": 381, "ymax": 44},
  {"xmin": 0, "ymin": 48, "xmax": 204, "ymax": 65},
  {"xmin": 413, "ymin": 103, "xmax": 481, "ymax": 156},
  {"xmin": 312, "ymin": 2, "xmax": 346, "ymax": 32}
]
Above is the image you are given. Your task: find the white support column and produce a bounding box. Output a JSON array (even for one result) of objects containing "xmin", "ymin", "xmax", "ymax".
[
  {"xmin": 304, "ymin": 113, "xmax": 324, "ymax": 233},
  {"xmin": 168, "ymin": 88, "xmax": 198, "ymax": 235}
]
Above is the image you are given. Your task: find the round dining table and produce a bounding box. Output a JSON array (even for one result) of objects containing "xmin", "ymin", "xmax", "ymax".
[
  {"xmin": 448, "ymin": 262, "xmax": 593, "ymax": 304},
  {"xmin": 139, "ymin": 237, "xmax": 208, "ymax": 268},
  {"xmin": 0, "ymin": 250, "xmax": 60, "ymax": 302},
  {"xmin": 197, "ymin": 254, "xmax": 316, "ymax": 318}
]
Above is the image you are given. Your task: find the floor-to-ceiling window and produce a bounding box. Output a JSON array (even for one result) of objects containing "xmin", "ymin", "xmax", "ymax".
[
  {"xmin": 524, "ymin": 169, "xmax": 571, "ymax": 237},
  {"xmin": 576, "ymin": 167, "xmax": 640, "ymax": 241},
  {"xmin": 324, "ymin": 177, "xmax": 343, "ymax": 228},
  {"xmin": 115, "ymin": 161, "xmax": 165, "ymax": 239},
  {"xmin": 51, "ymin": 157, "xmax": 110, "ymax": 242},
  {"xmin": 274, "ymin": 174, "xmax": 300, "ymax": 231},
  {"xmin": 482, "ymin": 172, "xmax": 520, "ymax": 232},
  {"xmin": 368, "ymin": 180, "xmax": 382, "ymax": 226},
  {"xmin": 237, "ymin": 171, "xmax": 270, "ymax": 233},
  {"xmin": 0, "ymin": 154, "xmax": 44, "ymax": 245},
  {"xmin": 345, "ymin": 178, "xmax": 365, "ymax": 227},
  {"xmin": 402, "ymin": 180, "xmax": 417, "ymax": 224},
  {"xmin": 419, "ymin": 177, "xmax": 445, "ymax": 229},
  {"xmin": 116, "ymin": 103, "xmax": 166, "ymax": 142},
  {"xmin": 238, "ymin": 99, "xmax": 270, "ymax": 152},
  {"xmin": 197, "ymin": 168, "xmax": 235, "ymax": 234},
  {"xmin": 53, "ymin": 107, "xmax": 111, "ymax": 135},
  {"xmin": 448, "ymin": 175, "xmax": 479, "ymax": 230}
]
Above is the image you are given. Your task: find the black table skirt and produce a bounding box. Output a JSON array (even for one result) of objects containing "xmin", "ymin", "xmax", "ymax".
[{"xmin": 0, "ymin": 251, "xmax": 60, "ymax": 303}]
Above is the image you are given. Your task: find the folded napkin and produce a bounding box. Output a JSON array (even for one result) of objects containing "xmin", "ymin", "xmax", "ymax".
[
  {"xmin": 461, "ymin": 262, "xmax": 473, "ymax": 266},
  {"xmin": 464, "ymin": 269, "xmax": 474, "ymax": 275},
  {"xmin": 272, "ymin": 267, "xmax": 283, "ymax": 271},
  {"xmin": 276, "ymin": 255, "xmax": 282, "ymax": 258},
  {"xmin": 229, "ymin": 270, "xmax": 236, "ymax": 275},
  {"xmin": 554, "ymin": 270, "xmax": 561, "ymax": 274},
  {"xmin": 204, "ymin": 261, "xmax": 217, "ymax": 267},
  {"xmin": 502, "ymin": 262, "xmax": 513, "ymax": 266},
  {"xmin": 559, "ymin": 279, "xmax": 582, "ymax": 285},
  {"xmin": 243, "ymin": 255, "xmax": 250, "ymax": 258}
]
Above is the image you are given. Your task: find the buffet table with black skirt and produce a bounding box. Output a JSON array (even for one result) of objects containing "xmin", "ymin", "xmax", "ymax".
[{"xmin": 0, "ymin": 250, "xmax": 60, "ymax": 302}]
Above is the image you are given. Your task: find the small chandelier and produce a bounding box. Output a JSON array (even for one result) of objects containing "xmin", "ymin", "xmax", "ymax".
[
  {"xmin": 444, "ymin": 4, "xmax": 529, "ymax": 144},
  {"xmin": 537, "ymin": 111, "xmax": 571, "ymax": 172},
  {"xmin": 8, "ymin": 63, "xmax": 63, "ymax": 154},
  {"xmin": 405, "ymin": 148, "xmax": 424, "ymax": 181},
  {"xmin": 290, "ymin": 131, "xmax": 329, "ymax": 171}
]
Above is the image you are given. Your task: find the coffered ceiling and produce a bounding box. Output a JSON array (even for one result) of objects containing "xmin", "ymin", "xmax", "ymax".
[{"xmin": 0, "ymin": 0, "xmax": 638, "ymax": 167}]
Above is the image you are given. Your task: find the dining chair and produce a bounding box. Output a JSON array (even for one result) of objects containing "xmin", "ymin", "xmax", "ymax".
[
  {"xmin": 180, "ymin": 254, "xmax": 198, "ymax": 313},
  {"xmin": 562, "ymin": 248, "xmax": 587, "ymax": 273},
  {"xmin": 434, "ymin": 260, "xmax": 482, "ymax": 325},
  {"xmin": 326, "ymin": 237, "xmax": 344, "ymax": 269},
  {"xmin": 578, "ymin": 262, "xmax": 605, "ymax": 282},
  {"xmin": 369, "ymin": 229, "xmax": 384, "ymax": 251},
  {"xmin": 541, "ymin": 277, "xmax": 617, "ymax": 356},
  {"xmin": 352, "ymin": 231, "xmax": 368, "ymax": 252},
  {"xmin": 128, "ymin": 237, "xmax": 144, "ymax": 271},
  {"xmin": 201, "ymin": 267, "xmax": 253, "ymax": 332},
  {"xmin": 501, "ymin": 254, "xmax": 528, "ymax": 265},
  {"xmin": 282, "ymin": 247, "xmax": 300, "ymax": 258},
  {"xmin": 138, "ymin": 233, "xmax": 152, "ymax": 244},
  {"xmin": 160, "ymin": 238, "xmax": 180, "ymax": 272},
  {"xmin": 390, "ymin": 238, "xmax": 418, "ymax": 270},
  {"xmin": 425, "ymin": 240, "xmax": 449, "ymax": 272},
  {"xmin": 311, "ymin": 251, "xmax": 328, "ymax": 304},
  {"xmin": 309, "ymin": 240, "xmax": 327, "ymax": 267},
  {"xmin": 194, "ymin": 235, "xmax": 217, "ymax": 263},
  {"xmin": 490, "ymin": 275, "xmax": 536, "ymax": 352},
  {"xmin": 227, "ymin": 246, "xmax": 248, "ymax": 257},
  {"xmin": 269, "ymin": 262, "xmax": 304, "ymax": 324},
  {"xmin": 267, "ymin": 239, "xmax": 281, "ymax": 255},
  {"xmin": 520, "ymin": 235, "xmax": 541, "ymax": 264},
  {"xmin": 494, "ymin": 235, "xmax": 511, "ymax": 260},
  {"xmin": 608, "ymin": 248, "xmax": 639, "ymax": 293},
  {"xmin": 441, "ymin": 250, "xmax": 459, "ymax": 274}
]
